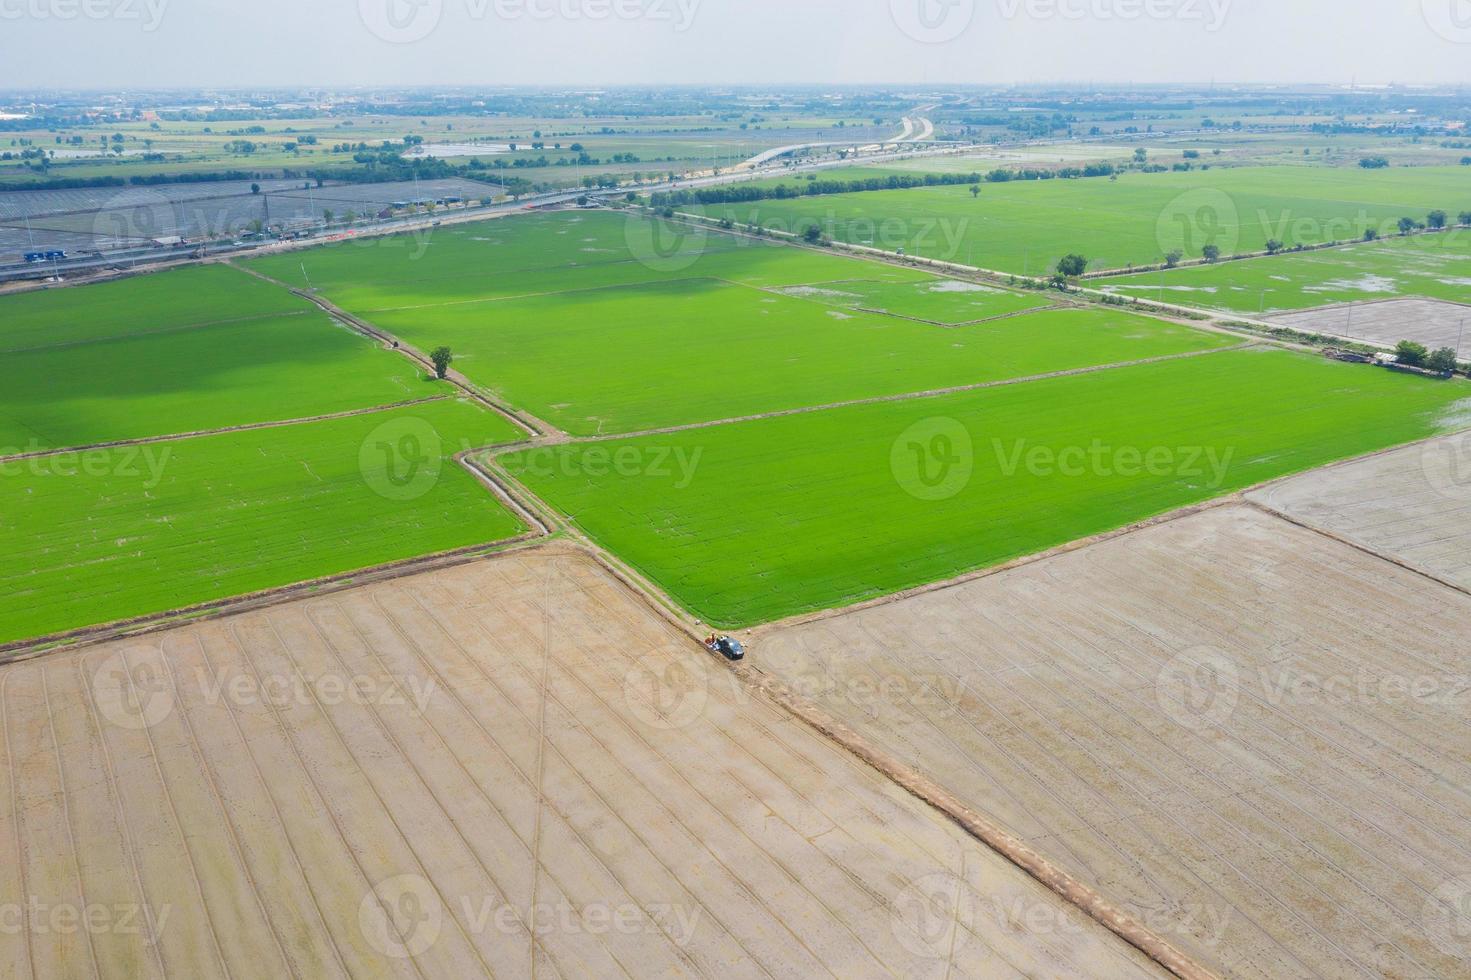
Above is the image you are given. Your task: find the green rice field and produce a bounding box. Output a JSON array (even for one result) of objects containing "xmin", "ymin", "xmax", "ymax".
[
  {"xmin": 367, "ymin": 278, "xmax": 1228, "ymax": 435},
  {"xmin": 501, "ymin": 349, "xmax": 1470, "ymax": 627},
  {"xmin": 0, "ymin": 265, "xmax": 314, "ymax": 353},
  {"xmin": 700, "ymin": 166, "xmax": 1471, "ymax": 274},
  {"xmin": 1096, "ymin": 230, "xmax": 1471, "ymax": 314},
  {"xmin": 0, "ymin": 311, "xmax": 432, "ymax": 451},
  {"xmin": 0, "ymin": 398, "xmax": 526, "ymax": 644}
]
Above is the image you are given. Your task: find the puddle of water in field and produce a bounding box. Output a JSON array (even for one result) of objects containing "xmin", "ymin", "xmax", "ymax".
[
  {"xmin": 1309, "ymin": 275, "xmax": 1399, "ymax": 294},
  {"xmin": 781, "ymin": 285, "xmax": 862, "ymax": 300}
]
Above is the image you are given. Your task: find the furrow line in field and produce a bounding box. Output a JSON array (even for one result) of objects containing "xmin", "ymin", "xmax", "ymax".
[
  {"xmin": 957, "ymin": 608, "xmax": 1415, "ymax": 977},
  {"xmin": 352, "ymin": 585, "xmax": 701, "ymax": 979},
  {"xmin": 394, "ymin": 571, "xmax": 811, "ymax": 978},
  {"xmin": 255, "ymin": 612, "xmax": 497, "ymax": 978},
  {"xmin": 226, "ymin": 617, "xmax": 435, "ymax": 980},
  {"xmin": 0, "ymin": 395, "xmax": 452, "ymax": 464},
  {"xmin": 529, "ymin": 342, "xmax": 1255, "ymax": 447},
  {"xmin": 123, "ymin": 645, "xmax": 234, "ymax": 980},
  {"xmin": 1036, "ymin": 605, "xmax": 1449, "ymax": 975},
  {"xmin": 152, "ymin": 639, "xmax": 295, "ymax": 976},
  {"xmin": 71, "ymin": 655, "xmax": 169, "ymax": 980},
  {"xmin": 40, "ymin": 668, "xmax": 103, "ymax": 980}
]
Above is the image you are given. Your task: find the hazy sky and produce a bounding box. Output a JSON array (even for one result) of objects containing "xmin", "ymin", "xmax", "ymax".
[{"xmin": 2, "ymin": 0, "xmax": 1470, "ymax": 89}]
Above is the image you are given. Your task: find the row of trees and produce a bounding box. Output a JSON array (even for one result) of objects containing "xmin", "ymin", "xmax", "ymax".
[{"xmin": 649, "ymin": 172, "xmax": 986, "ymax": 208}]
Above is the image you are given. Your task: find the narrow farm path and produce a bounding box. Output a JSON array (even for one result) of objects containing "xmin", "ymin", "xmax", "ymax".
[
  {"xmin": 0, "ymin": 395, "xmax": 451, "ymax": 465},
  {"xmin": 230, "ymin": 262, "xmax": 557, "ymax": 441}
]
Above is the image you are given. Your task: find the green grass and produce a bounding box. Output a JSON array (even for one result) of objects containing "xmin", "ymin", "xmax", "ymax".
[
  {"xmin": 1095, "ymin": 230, "xmax": 1471, "ymax": 314},
  {"xmin": 777, "ymin": 278, "xmax": 1049, "ymax": 323},
  {"xmin": 0, "ymin": 398, "xmax": 527, "ymax": 645},
  {"xmin": 368, "ymin": 278, "xmax": 1230, "ymax": 435},
  {"xmin": 0, "ymin": 265, "xmax": 314, "ymax": 352},
  {"xmin": 245, "ymin": 210, "xmax": 905, "ymax": 310},
  {"xmin": 701, "ymin": 165, "xmax": 1471, "ymax": 275},
  {"xmin": 502, "ymin": 350, "xmax": 1470, "ymax": 627},
  {"xmin": 0, "ymin": 312, "xmax": 434, "ymax": 451}
]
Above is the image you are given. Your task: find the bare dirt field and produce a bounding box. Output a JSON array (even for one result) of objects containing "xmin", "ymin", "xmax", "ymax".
[
  {"xmin": 754, "ymin": 503, "xmax": 1471, "ymax": 980},
  {"xmin": 1248, "ymin": 430, "xmax": 1471, "ymax": 590},
  {"xmin": 0, "ymin": 545, "xmax": 1160, "ymax": 979},
  {"xmin": 1266, "ymin": 298, "xmax": 1471, "ymax": 358}
]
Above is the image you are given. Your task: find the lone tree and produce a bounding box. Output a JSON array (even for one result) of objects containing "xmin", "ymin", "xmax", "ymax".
[
  {"xmin": 1056, "ymin": 253, "xmax": 1088, "ymax": 278},
  {"xmin": 1460, "ymin": 211, "xmax": 1471, "ymax": 227},
  {"xmin": 1202, "ymin": 244, "xmax": 1222, "ymax": 263},
  {"xmin": 1428, "ymin": 210, "xmax": 1449, "ymax": 230},
  {"xmin": 1265, "ymin": 239, "xmax": 1285, "ymax": 255},
  {"xmin": 1395, "ymin": 340, "xmax": 1429, "ymax": 367},
  {"xmin": 1398, "ymin": 216, "xmax": 1418, "ymax": 236},
  {"xmin": 969, "ymin": 183, "xmax": 981, "ymax": 198},
  {"xmin": 1428, "ymin": 348, "xmax": 1459, "ymax": 374},
  {"xmin": 801, "ymin": 224, "xmax": 824, "ymax": 245},
  {"xmin": 430, "ymin": 346, "xmax": 454, "ymax": 380},
  {"xmin": 1164, "ymin": 249, "xmax": 1184, "ymax": 269}
]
